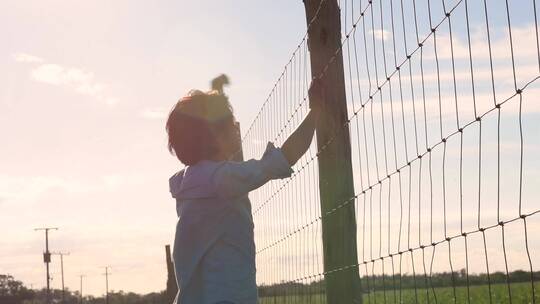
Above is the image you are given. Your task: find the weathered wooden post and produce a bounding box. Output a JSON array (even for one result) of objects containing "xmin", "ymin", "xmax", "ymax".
[
  {"xmin": 303, "ymin": 0, "xmax": 361, "ymax": 303},
  {"xmin": 165, "ymin": 245, "xmax": 178, "ymax": 303}
]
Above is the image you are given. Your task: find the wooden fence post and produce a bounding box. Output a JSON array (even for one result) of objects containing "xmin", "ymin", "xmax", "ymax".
[
  {"xmin": 303, "ymin": 1, "xmax": 362, "ymax": 303},
  {"xmin": 165, "ymin": 245, "xmax": 178, "ymax": 303}
]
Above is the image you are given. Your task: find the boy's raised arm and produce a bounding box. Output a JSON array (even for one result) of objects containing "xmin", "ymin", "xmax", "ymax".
[{"xmin": 281, "ymin": 79, "xmax": 324, "ymax": 166}]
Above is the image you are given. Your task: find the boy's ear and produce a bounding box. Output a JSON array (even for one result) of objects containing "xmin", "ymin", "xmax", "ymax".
[{"xmin": 211, "ymin": 74, "xmax": 230, "ymax": 94}]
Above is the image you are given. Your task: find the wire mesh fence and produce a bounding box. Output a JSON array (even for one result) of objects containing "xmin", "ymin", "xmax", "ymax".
[{"xmin": 242, "ymin": 0, "xmax": 540, "ymax": 303}]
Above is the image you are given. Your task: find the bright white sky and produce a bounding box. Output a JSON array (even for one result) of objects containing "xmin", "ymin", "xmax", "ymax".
[
  {"xmin": 2, "ymin": 0, "xmax": 540, "ymax": 298},
  {"xmin": 0, "ymin": 0, "xmax": 308, "ymax": 296}
]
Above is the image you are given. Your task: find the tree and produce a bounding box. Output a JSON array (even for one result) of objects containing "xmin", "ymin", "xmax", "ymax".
[{"xmin": 0, "ymin": 274, "xmax": 34, "ymax": 304}]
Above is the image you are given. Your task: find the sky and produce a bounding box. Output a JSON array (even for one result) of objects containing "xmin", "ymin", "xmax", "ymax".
[
  {"xmin": 0, "ymin": 0, "xmax": 308, "ymax": 296},
  {"xmin": 2, "ymin": 0, "xmax": 540, "ymax": 298}
]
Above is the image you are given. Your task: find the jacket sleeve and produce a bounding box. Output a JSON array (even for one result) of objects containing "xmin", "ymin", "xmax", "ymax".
[{"xmin": 213, "ymin": 142, "xmax": 293, "ymax": 198}]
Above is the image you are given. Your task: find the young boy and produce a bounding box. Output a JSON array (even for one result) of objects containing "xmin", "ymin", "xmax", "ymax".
[{"xmin": 166, "ymin": 75, "xmax": 322, "ymax": 304}]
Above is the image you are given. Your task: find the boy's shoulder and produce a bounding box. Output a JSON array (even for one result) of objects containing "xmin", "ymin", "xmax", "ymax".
[
  {"xmin": 169, "ymin": 169, "xmax": 186, "ymax": 199},
  {"xmin": 169, "ymin": 161, "xmax": 227, "ymax": 199}
]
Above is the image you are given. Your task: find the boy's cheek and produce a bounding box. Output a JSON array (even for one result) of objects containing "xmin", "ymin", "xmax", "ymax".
[
  {"xmin": 232, "ymin": 137, "xmax": 242, "ymax": 154},
  {"xmin": 234, "ymin": 123, "xmax": 242, "ymax": 146}
]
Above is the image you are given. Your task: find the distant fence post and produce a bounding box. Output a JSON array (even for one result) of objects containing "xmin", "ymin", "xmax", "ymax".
[
  {"xmin": 165, "ymin": 245, "xmax": 177, "ymax": 303},
  {"xmin": 303, "ymin": 1, "xmax": 361, "ymax": 303}
]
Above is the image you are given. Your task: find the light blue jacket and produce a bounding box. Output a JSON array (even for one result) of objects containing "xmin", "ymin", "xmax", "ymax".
[{"xmin": 169, "ymin": 142, "xmax": 293, "ymax": 304}]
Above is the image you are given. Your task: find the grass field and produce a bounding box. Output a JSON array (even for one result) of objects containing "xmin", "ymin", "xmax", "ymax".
[{"xmin": 259, "ymin": 282, "xmax": 539, "ymax": 303}]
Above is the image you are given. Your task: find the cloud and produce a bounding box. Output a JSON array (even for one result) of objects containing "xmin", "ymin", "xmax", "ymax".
[
  {"xmin": 371, "ymin": 29, "xmax": 391, "ymax": 41},
  {"xmin": 354, "ymin": 87, "xmax": 540, "ymax": 124},
  {"xmin": 427, "ymin": 24, "xmax": 538, "ymax": 61},
  {"xmin": 0, "ymin": 173, "xmax": 147, "ymax": 206},
  {"xmin": 103, "ymin": 97, "xmax": 119, "ymax": 106},
  {"xmin": 0, "ymin": 175, "xmax": 93, "ymax": 205},
  {"xmin": 101, "ymin": 174, "xmax": 145, "ymax": 189},
  {"xmin": 31, "ymin": 64, "xmax": 93, "ymax": 86},
  {"xmin": 13, "ymin": 53, "xmax": 118, "ymax": 106},
  {"xmin": 347, "ymin": 24, "xmax": 540, "ymax": 117},
  {"xmin": 13, "ymin": 53, "xmax": 44, "ymax": 63},
  {"xmin": 140, "ymin": 108, "xmax": 168, "ymax": 120}
]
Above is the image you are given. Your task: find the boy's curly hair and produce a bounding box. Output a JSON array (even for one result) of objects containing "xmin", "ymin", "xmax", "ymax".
[{"xmin": 166, "ymin": 75, "xmax": 235, "ymax": 165}]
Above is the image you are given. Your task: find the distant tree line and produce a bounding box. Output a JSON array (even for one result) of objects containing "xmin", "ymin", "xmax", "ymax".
[
  {"xmin": 0, "ymin": 274, "xmax": 168, "ymax": 304},
  {"xmin": 258, "ymin": 269, "xmax": 540, "ymax": 297},
  {"xmin": 1, "ymin": 274, "xmax": 33, "ymax": 304},
  {"xmin": 3, "ymin": 270, "xmax": 539, "ymax": 303}
]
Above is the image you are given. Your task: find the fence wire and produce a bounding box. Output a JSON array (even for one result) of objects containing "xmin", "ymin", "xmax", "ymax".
[{"xmin": 242, "ymin": 0, "xmax": 540, "ymax": 303}]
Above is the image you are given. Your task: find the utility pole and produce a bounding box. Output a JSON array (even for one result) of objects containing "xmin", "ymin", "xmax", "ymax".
[
  {"xmin": 29, "ymin": 284, "xmax": 35, "ymax": 304},
  {"xmin": 79, "ymin": 274, "xmax": 86, "ymax": 304},
  {"xmin": 51, "ymin": 252, "xmax": 70, "ymax": 304},
  {"xmin": 303, "ymin": 0, "xmax": 361, "ymax": 303},
  {"xmin": 102, "ymin": 266, "xmax": 111, "ymax": 304},
  {"xmin": 34, "ymin": 227, "xmax": 59, "ymax": 304}
]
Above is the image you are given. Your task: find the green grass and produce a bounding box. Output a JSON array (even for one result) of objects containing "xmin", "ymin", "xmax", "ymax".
[{"xmin": 259, "ymin": 282, "xmax": 540, "ymax": 303}]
